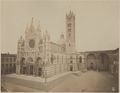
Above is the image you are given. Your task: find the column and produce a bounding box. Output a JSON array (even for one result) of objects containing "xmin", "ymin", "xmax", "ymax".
[{"xmin": 33, "ymin": 65, "xmax": 36, "ymax": 76}]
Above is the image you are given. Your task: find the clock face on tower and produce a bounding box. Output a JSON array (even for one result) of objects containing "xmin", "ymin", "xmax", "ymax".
[{"xmin": 29, "ymin": 39, "xmax": 35, "ymax": 48}]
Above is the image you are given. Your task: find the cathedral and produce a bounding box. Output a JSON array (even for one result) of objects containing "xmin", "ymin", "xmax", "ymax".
[
  {"xmin": 16, "ymin": 11, "xmax": 119, "ymax": 78},
  {"xmin": 16, "ymin": 11, "xmax": 79, "ymax": 77}
]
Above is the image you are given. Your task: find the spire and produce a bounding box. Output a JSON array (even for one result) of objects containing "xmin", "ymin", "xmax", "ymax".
[
  {"xmin": 29, "ymin": 17, "xmax": 35, "ymax": 31},
  {"xmin": 45, "ymin": 29, "xmax": 48, "ymax": 38},
  {"xmin": 59, "ymin": 32, "xmax": 65, "ymax": 45},
  {"xmin": 37, "ymin": 20, "xmax": 41, "ymax": 31},
  {"xmin": 19, "ymin": 35, "xmax": 23, "ymax": 41},
  {"xmin": 25, "ymin": 24, "xmax": 28, "ymax": 32},
  {"xmin": 67, "ymin": 10, "xmax": 74, "ymax": 18},
  {"xmin": 20, "ymin": 36, "xmax": 22, "ymax": 40},
  {"xmin": 45, "ymin": 29, "xmax": 46, "ymax": 32},
  {"xmin": 70, "ymin": 10, "xmax": 72, "ymax": 14},
  {"xmin": 31, "ymin": 17, "xmax": 34, "ymax": 26},
  {"xmin": 45, "ymin": 29, "xmax": 50, "ymax": 41},
  {"xmin": 48, "ymin": 31, "xmax": 50, "ymax": 40}
]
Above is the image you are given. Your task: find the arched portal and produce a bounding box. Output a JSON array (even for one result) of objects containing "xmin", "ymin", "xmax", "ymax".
[
  {"xmin": 87, "ymin": 54, "xmax": 97, "ymax": 70},
  {"xmin": 99, "ymin": 53, "xmax": 109, "ymax": 71},
  {"xmin": 20, "ymin": 57, "xmax": 26, "ymax": 74},
  {"xmin": 35, "ymin": 57, "xmax": 42, "ymax": 76},
  {"xmin": 30, "ymin": 65, "xmax": 33, "ymax": 75},
  {"xmin": 20, "ymin": 57, "xmax": 25, "ymax": 65},
  {"xmin": 70, "ymin": 66, "xmax": 73, "ymax": 71},
  {"xmin": 38, "ymin": 68, "xmax": 42, "ymax": 76},
  {"xmin": 27, "ymin": 57, "xmax": 34, "ymax": 75}
]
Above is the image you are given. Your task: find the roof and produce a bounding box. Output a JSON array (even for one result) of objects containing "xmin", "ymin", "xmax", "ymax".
[
  {"xmin": 1, "ymin": 53, "xmax": 17, "ymax": 57},
  {"xmin": 77, "ymin": 48, "xmax": 119, "ymax": 54},
  {"xmin": 49, "ymin": 41, "xmax": 64, "ymax": 48}
]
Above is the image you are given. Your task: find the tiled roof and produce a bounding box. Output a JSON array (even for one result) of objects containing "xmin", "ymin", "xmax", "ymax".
[{"xmin": 1, "ymin": 53, "xmax": 17, "ymax": 57}]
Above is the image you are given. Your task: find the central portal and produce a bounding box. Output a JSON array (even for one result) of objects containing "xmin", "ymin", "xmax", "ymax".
[
  {"xmin": 30, "ymin": 65, "xmax": 33, "ymax": 75},
  {"xmin": 38, "ymin": 68, "xmax": 42, "ymax": 76}
]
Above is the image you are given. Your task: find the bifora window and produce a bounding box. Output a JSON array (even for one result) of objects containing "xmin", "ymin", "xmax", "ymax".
[
  {"xmin": 68, "ymin": 29, "xmax": 71, "ymax": 32},
  {"xmin": 68, "ymin": 23, "xmax": 72, "ymax": 27}
]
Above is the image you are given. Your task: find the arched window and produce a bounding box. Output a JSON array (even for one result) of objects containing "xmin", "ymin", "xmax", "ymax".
[
  {"xmin": 20, "ymin": 57, "xmax": 25, "ymax": 65},
  {"xmin": 57, "ymin": 56, "xmax": 59, "ymax": 63},
  {"xmin": 70, "ymin": 56, "xmax": 73, "ymax": 63},
  {"xmin": 99, "ymin": 53, "xmax": 109, "ymax": 65},
  {"xmin": 51, "ymin": 54, "xmax": 54, "ymax": 64}
]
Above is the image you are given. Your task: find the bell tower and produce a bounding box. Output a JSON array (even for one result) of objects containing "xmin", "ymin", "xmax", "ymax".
[{"xmin": 66, "ymin": 11, "xmax": 75, "ymax": 53}]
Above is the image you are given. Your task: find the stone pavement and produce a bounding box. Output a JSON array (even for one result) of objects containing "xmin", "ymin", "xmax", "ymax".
[
  {"xmin": 50, "ymin": 71, "xmax": 118, "ymax": 92},
  {"xmin": 4, "ymin": 71, "xmax": 72, "ymax": 83},
  {"xmin": 2, "ymin": 71, "xmax": 118, "ymax": 92},
  {"xmin": 2, "ymin": 71, "xmax": 77, "ymax": 91},
  {"xmin": 2, "ymin": 82, "xmax": 41, "ymax": 92}
]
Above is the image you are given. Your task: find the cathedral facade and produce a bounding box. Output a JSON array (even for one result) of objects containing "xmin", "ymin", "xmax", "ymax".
[
  {"xmin": 16, "ymin": 11, "xmax": 119, "ymax": 78},
  {"xmin": 16, "ymin": 11, "xmax": 79, "ymax": 77}
]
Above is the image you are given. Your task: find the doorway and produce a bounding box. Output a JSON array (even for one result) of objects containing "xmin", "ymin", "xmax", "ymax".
[
  {"xmin": 38, "ymin": 68, "xmax": 42, "ymax": 76},
  {"xmin": 90, "ymin": 63, "xmax": 93, "ymax": 70},
  {"xmin": 30, "ymin": 65, "xmax": 33, "ymax": 75},
  {"xmin": 87, "ymin": 54, "xmax": 96, "ymax": 70},
  {"xmin": 70, "ymin": 66, "xmax": 73, "ymax": 71},
  {"xmin": 23, "ymin": 67, "xmax": 26, "ymax": 74}
]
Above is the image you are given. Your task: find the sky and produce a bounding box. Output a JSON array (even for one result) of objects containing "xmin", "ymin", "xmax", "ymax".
[{"xmin": 1, "ymin": 0, "xmax": 119, "ymax": 53}]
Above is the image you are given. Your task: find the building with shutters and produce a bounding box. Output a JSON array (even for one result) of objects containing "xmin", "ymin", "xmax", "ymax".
[{"xmin": 1, "ymin": 53, "xmax": 16, "ymax": 75}]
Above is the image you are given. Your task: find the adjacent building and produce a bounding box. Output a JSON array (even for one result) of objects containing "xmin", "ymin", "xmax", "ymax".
[{"xmin": 1, "ymin": 53, "xmax": 16, "ymax": 74}]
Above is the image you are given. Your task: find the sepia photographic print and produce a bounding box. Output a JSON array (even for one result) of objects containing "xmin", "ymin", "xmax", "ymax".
[{"xmin": 1, "ymin": 0, "xmax": 119, "ymax": 92}]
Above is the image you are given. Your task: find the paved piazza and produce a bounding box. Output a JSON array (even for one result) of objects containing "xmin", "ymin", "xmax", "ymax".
[
  {"xmin": 50, "ymin": 71, "xmax": 118, "ymax": 92},
  {"xmin": 2, "ymin": 71, "xmax": 118, "ymax": 92}
]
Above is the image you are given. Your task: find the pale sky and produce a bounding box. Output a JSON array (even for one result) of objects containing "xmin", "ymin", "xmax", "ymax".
[{"xmin": 1, "ymin": 0, "xmax": 119, "ymax": 53}]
